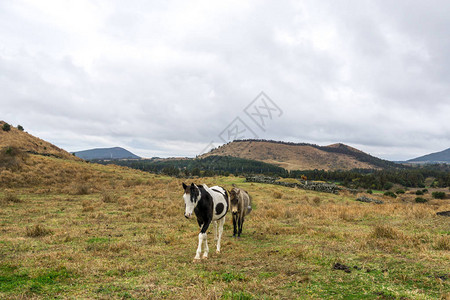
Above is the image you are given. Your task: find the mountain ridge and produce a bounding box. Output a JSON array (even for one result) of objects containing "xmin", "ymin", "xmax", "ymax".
[
  {"xmin": 201, "ymin": 139, "xmax": 398, "ymax": 171},
  {"xmin": 407, "ymin": 148, "xmax": 450, "ymax": 164},
  {"xmin": 74, "ymin": 147, "xmax": 140, "ymax": 160}
]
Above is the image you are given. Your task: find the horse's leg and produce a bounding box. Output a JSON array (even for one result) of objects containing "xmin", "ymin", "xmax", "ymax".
[
  {"xmin": 202, "ymin": 233, "xmax": 209, "ymax": 259},
  {"xmin": 213, "ymin": 220, "xmax": 218, "ymax": 241},
  {"xmin": 194, "ymin": 220, "xmax": 211, "ymax": 261},
  {"xmin": 216, "ymin": 217, "xmax": 225, "ymax": 253},
  {"xmin": 237, "ymin": 215, "xmax": 242, "ymax": 237},
  {"xmin": 239, "ymin": 215, "xmax": 245, "ymax": 236},
  {"xmin": 232, "ymin": 214, "xmax": 237, "ymax": 237},
  {"xmin": 194, "ymin": 232, "xmax": 205, "ymax": 261}
]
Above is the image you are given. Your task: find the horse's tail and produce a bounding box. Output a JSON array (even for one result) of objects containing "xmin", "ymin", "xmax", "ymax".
[
  {"xmin": 246, "ymin": 194, "xmax": 252, "ymax": 215},
  {"xmin": 246, "ymin": 206, "xmax": 252, "ymax": 215}
]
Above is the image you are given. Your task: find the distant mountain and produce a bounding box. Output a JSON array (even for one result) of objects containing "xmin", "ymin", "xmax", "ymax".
[
  {"xmin": 407, "ymin": 148, "xmax": 450, "ymax": 164},
  {"xmin": 200, "ymin": 139, "xmax": 399, "ymax": 171},
  {"xmin": 74, "ymin": 147, "xmax": 140, "ymax": 160}
]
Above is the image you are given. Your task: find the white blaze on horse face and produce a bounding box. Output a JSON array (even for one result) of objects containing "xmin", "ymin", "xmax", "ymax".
[{"xmin": 184, "ymin": 192, "xmax": 200, "ymax": 218}]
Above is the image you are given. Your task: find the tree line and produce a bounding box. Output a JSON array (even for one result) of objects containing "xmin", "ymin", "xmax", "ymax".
[{"xmin": 94, "ymin": 156, "xmax": 449, "ymax": 190}]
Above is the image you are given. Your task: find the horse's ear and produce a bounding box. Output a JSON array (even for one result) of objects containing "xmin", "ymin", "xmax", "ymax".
[
  {"xmin": 182, "ymin": 182, "xmax": 187, "ymax": 190},
  {"xmin": 190, "ymin": 183, "xmax": 195, "ymax": 187},
  {"xmin": 232, "ymin": 183, "xmax": 236, "ymax": 187},
  {"xmin": 236, "ymin": 189, "xmax": 241, "ymax": 194}
]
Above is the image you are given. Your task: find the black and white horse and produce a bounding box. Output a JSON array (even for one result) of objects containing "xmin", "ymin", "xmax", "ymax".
[{"xmin": 182, "ymin": 182, "xmax": 228, "ymax": 261}]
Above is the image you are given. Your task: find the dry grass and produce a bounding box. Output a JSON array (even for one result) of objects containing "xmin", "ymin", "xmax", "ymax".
[
  {"xmin": 0, "ymin": 156, "xmax": 449, "ymax": 299},
  {"xmin": 25, "ymin": 224, "xmax": 53, "ymax": 237},
  {"xmin": 1, "ymin": 192, "xmax": 21, "ymax": 203},
  {"xmin": 371, "ymin": 225, "xmax": 402, "ymax": 239}
]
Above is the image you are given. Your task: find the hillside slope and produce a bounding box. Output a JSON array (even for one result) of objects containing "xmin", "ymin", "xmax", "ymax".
[
  {"xmin": 0, "ymin": 121, "xmax": 80, "ymax": 161},
  {"xmin": 74, "ymin": 147, "xmax": 140, "ymax": 160},
  {"xmin": 408, "ymin": 148, "xmax": 450, "ymax": 164},
  {"xmin": 201, "ymin": 140, "xmax": 397, "ymax": 171}
]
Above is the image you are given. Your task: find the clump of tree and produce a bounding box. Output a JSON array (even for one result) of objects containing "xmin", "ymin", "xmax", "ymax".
[
  {"xmin": 17, "ymin": 125, "xmax": 24, "ymax": 131},
  {"xmin": 432, "ymin": 191, "xmax": 446, "ymax": 199},
  {"xmin": 415, "ymin": 197, "xmax": 428, "ymax": 203},
  {"xmin": 384, "ymin": 191, "xmax": 397, "ymax": 198},
  {"xmin": 2, "ymin": 123, "xmax": 11, "ymax": 132}
]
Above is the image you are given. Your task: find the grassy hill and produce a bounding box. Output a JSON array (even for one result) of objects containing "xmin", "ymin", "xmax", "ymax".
[
  {"xmin": 0, "ymin": 131, "xmax": 449, "ymax": 299},
  {"xmin": 0, "ymin": 121, "xmax": 80, "ymax": 161},
  {"xmin": 201, "ymin": 140, "xmax": 398, "ymax": 171}
]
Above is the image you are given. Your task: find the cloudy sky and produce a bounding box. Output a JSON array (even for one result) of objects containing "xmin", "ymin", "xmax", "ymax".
[{"xmin": 1, "ymin": 0, "xmax": 449, "ymax": 160}]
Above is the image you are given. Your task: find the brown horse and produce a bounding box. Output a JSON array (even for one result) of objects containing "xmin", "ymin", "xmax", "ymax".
[{"xmin": 229, "ymin": 187, "xmax": 252, "ymax": 237}]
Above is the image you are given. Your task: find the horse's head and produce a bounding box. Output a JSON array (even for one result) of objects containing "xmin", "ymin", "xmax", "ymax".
[
  {"xmin": 229, "ymin": 188, "xmax": 240, "ymax": 215},
  {"xmin": 182, "ymin": 182, "xmax": 200, "ymax": 219}
]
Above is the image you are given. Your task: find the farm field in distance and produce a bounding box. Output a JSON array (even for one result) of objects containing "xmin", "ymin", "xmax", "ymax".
[{"xmin": 0, "ymin": 155, "xmax": 449, "ymax": 299}]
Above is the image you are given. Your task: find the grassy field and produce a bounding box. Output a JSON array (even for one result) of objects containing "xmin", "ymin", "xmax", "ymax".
[{"xmin": 1, "ymin": 155, "xmax": 449, "ymax": 299}]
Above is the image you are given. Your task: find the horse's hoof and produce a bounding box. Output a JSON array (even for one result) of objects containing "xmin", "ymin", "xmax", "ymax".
[
  {"xmin": 216, "ymin": 250, "xmax": 220, "ymax": 254},
  {"xmin": 202, "ymin": 255, "xmax": 208, "ymax": 259},
  {"xmin": 192, "ymin": 258, "xmax": 201, "ymax": 263}
]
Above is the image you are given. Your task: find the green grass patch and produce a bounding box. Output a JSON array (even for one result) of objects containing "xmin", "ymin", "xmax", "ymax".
[{"xmin": 0, "ymin": 264, "xmax": 72, "ymax": 294}]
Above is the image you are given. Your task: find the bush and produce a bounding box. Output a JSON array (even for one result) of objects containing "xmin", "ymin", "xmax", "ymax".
[
  {"xmin": 371, "ymin": 225, "xmax": 399, "ymax": 239},
  {"xmin": 415, "ymin": 197, "xmax": 428, "ymax": 203},
  {"xmin": 273, "ymin": 191, "xmax": 283, "ymax": 199},
  {"xmin": 432, "ymin": 191, "xmax": 446, "ymax": 199},
  {"xmin": 17, "ymin": 125, "xmax": 24, "ymax": 131},
  {"xmin": 415, "ymin": 190, "xmax": 424, "ymax": 195},
  {"xmin": 396, "ymin": 189, "xmax": 405, "ymax": 194},
  {"xmin": 366, "ymin": 189, "xmax": 373, "ymax": 194},
  {"xmin": 384, "ymin": 191, "xmax": 397, "ymax": 198},
  {"xmin": 26, "ymin": 224, "xmax": 53, "ymax": 237},
  {"xmin": 2, "ymin": 123, "xmax": 11, "ymax": 131},
  {"xmin": 0, "ymin": 146, "xmax": 27, "ymax": 170},
  {"xmin": 2, "ymin": 193, "xmax": 21, "ymax": 203},
  {"xmin": 74, "ymin": 184, "xmax": 90, "ymax": 195},
  {"xmin": 383, "ymin": 182, "xmax": 393, "ymax": 190},
  {"xmin": 422, "ymin": 189, "xmax": 428, "ymax": 193}
]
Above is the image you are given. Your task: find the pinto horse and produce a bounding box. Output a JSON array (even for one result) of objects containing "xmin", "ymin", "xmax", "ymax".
[{"xmin": 182, "ymin": 183, "xmax": 228, "ymax": 261}]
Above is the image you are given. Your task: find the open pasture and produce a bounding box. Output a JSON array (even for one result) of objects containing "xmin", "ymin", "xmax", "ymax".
[{"xmin": 0, "ymin": 157, "xmax": 449, "ymax": 299}]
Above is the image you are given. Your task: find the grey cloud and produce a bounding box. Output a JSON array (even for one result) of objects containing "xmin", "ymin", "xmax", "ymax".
[{"xmin": 1, "ymin": 0, "xmax": 449, "ymax": 160}]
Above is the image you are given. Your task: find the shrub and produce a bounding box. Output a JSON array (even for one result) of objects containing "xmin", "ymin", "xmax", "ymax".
[
  {"xmin": 371, "ymin": 225, "xmax": 400, "ymax": 239},
  {"xmin": 384, "ymin": 191, "xmax": 397, "ymax": 198},
  {"xmin": 434, "ymin": 236, "xmax": 450, "ymax": 251},
  {"xmin": 0, "ymin": 146, "xmax": 27, "ymax": 170},
  {"xmin": 17, "ymin": 125, "xmax": 24, "ymax": 131},
  {"xmin": 273, "ymin": 191, "xmax": 283, "ymax": 199},
  {"xmin": 3, "ymin": 193, "xmax": 21, "ymax": 203},
  {"xmin": 312, "ymin": 196, "xmax": 321, "ymax": 206},
  {"xmin": 101, "ymin": 192, "xmax": 118, "ymax": 203},
  {"xmin": 26, "ymin": 224, "xmax": 53, "ymax": 237},
  {"xmin": 74, "ymin": 184, "xmax": 90, "ymax": 195},
  {"xmin": 383, "ymin": 182, "xmax": 393, "ymax": 190},
  {"xmin": 366, "ymin": 190, "xmax": 373, "ymax": 194},
  {"xmin": 415, "ymin": 197, "xmax": 428, "ymax": 203},
  {"xmin": 432, "ymin": 191, "xmax": 446, "ymax": 199},
  {"xmin": 396, "ymin": 189, "xmax": 405, "ymax": 194},
  {"xmin": 422, "ymin": 189, "xmax": 428, "ymax": 193},
  {"xmin": 2, "ymin": 123, "xmax": 11, "ymax": 132},
  {"xmin": 415, "ymin": 190, "xmax": 424, "ymax": 195}
]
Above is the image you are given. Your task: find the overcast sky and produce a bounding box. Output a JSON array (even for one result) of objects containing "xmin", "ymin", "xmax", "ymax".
[{"xmin": 1, "ymin": 0, "xmax": 449, "ymax": 160}]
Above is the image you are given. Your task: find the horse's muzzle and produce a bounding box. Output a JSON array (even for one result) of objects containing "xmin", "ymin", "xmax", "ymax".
[{"xmin": 185, "ymin": 213, "xmax": 192, "ymax": 219}]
